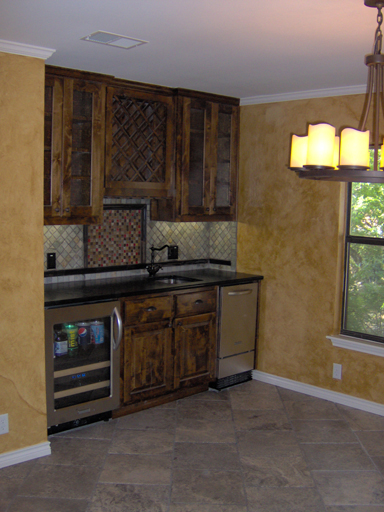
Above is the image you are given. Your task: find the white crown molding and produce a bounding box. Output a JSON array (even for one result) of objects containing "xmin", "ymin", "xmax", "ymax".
[
  {"xmin": 240, "ymin": 85, "xmax": 367, "ymax": 106},
  {"xmin": 0, "ymin": 40, "xmax": 55, "ymax": 60},
  {"xmin": 253, "ymin": 370, "xmax": 384, "ymax": 417},
  {"xmin": 0, "ymin": 441, "xmax": 51, "ymax": 469}
]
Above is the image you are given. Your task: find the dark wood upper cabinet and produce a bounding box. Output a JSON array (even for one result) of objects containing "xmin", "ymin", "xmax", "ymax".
[
  {"xmin": 44, "ymin": 68, "xmax": 105, "ymax": 225},
  {"xmin": 44, "ymin": 66, "xmax": 239, "ymax": 223},
  {"xmin": 151, "ymin": 90, "xmax": 239, "ymax": 222},
  {"xmin": 104, "ymin": 85, "xmax": 175, "ymax": 198}
]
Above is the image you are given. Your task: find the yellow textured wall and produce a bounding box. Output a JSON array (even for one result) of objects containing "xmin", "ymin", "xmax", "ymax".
[
  {"xmin": 0, "ymin": 52, "xmax": 47, "ymax": 453},
  {"xmin": 238, "ymin": 95, "xmax": 384, "ymax": 404}
]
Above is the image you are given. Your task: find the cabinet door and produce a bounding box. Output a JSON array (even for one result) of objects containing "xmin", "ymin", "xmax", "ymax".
[
  {"xmin": 178, "ymin": 97, "xmax": 238, "ymax": 220},
  {"xmin": 174, "ymin": 312, "xmax": 216, "ymax": 389},
  {"xmin": 44, "ymin": 76, "xmax": 105, "ymax": 225},
  {"xmin": 123, "ymin": 321, "xmax": 173, "ymax": 404},
  {"xmin": 105, "ymin": 87, "xmax": 175, "ymax": 198},
  {"xmin": 44, "ymin": 76, "xmax": 64, "ymax": 219}
]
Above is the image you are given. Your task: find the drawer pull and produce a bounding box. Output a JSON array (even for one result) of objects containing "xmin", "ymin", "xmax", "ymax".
[
  {"xmin": 228, "ymin": 289, "xmax": 253, "ymax": 296},
  {"xmin": 145, "ymin": 306, "xmax": 157, "ymax": 312},
  {"xmin": 195, "ymin": 299, "xmax": 204, "ymax": 305}
]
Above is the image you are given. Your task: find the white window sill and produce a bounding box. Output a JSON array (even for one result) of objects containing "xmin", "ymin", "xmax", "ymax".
[{"xmin": 327, "ymin": 334, "xmax": 384, "ymax": 357}]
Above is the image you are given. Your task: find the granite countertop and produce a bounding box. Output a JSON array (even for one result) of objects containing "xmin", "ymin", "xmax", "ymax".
[{"xmin": 45, "ymin": 269, "xmax": 264, "ymax": 308}]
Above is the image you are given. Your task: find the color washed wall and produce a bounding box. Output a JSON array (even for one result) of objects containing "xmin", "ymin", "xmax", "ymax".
[
  {"xmin": 0, "ymin": 53, "xmax": 47, "ymax": 454},
  {"xmin": 238, "ymin": 95, "xmax": 384, "ymax": 404}
]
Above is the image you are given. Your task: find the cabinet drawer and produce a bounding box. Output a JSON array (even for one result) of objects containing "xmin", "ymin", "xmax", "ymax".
[
  {"xmin": 176, "ymin": 289, "xmax": 217, "ymax": 317},
  {"xmin": 124, "ymin": 295, "xmax": 173, "ymax": 325}
]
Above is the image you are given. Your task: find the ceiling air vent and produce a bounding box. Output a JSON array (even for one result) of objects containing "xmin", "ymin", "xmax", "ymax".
[{"xmin": 81, "ymin": 31, "xmax": 148, "ymax": 50}]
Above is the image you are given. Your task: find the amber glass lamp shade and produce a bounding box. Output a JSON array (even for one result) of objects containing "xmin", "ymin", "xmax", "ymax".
[
  {"xmin": 333, "ymin": 136, "xmax": 340, "ymax": 169},
  {"xmin": 339, "ymin": 128, "xmax": 370, "ymax": 169},
  {"xmin": 290, "ymin": 135, "xmax": 308, "ymax": 169},
  {"xmin": 304, "ymin": 123, "xmax": 336, "ymax": 168}
]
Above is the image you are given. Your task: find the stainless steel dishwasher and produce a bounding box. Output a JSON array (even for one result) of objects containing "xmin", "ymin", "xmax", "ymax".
[{"xmin": 211, "ymin": 281, "xmax": 260, "ymax": 390}]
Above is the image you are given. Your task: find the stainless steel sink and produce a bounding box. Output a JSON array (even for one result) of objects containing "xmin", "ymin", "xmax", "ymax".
[{"xmin": 152, "ymin": 275, "xmax": 201, "ymax": 284}]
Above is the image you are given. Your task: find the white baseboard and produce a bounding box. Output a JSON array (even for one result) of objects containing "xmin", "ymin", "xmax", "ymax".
[
  {"xmin": 252, "ymin": 370, "xmax": 384, "ymax": 417},
  {"xmin": 0, "ymin": 441, "xmax": 51, "ymax": 469}
]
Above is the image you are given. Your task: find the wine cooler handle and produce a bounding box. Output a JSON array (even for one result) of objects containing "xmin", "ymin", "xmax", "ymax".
[{"xmin": 112, "ymin": 307, "xmax": 123, "ymax": 350}]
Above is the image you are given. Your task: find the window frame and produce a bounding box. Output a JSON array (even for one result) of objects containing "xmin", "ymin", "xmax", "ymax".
[{"xmin": 341, "ymin": 182, "xmax": 384, "ymax": 343}]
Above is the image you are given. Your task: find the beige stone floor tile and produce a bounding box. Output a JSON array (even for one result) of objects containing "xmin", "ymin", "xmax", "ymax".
[
  {"xmin": 99, "ymin": 453, "xmax": 172, "ymax": 485},
  {"xmin": 229, "ymin": 381, "xmax": 284, "ymax": 410},
  {"xmin": 283, "ymin": 396, "xmax": 343, "ymax": 421},
  {"xmin": 326, "ymin": 506, "xmax": 384, "ymax": 511},
  {"xmin": 241, "ymin": 452, "xmax": 314, "ymax": 487},
  {"xmin": 291, "ymin": 419, "xmax": 357, "ymax": 443},
  {"xmin": 109, "ymin": 428, "xmax": 174, "ymax": 455},
  {"xmin": 301, "ymin": 443, "xmax": 374, "ymax": 471},
  {"xmin": 6, "ymin": 381, "xmax": 384, "ymax": 511},
  {"xmin": 0, "ymin": 460, "xmax": 36, "ymax": 511},
  {"xmin": 176, "ymin": 399, "xmax": 233, "ymax": 421},
  {"xmin": 171, "ymin": 468, "xmax": 246, "ymax": 505},
  {"xmin": 237, "ymin": 430, "xmax": 314, "ymax": 487},
  {"xmin": 88, "ymin": 483, "xmax": 170, "ymax": 512},
  {"xmin": 312, "ymin": 471, "xmax": 384, "ymax": 506},
  {"xmin": 355, "ymin": 431, "xmax": 384, "ymax": 457},
  {"xmin": 17, "ymin": 464, "xmax": 100, "ymax": 499},
  {"xmin": 175, "ymin": 417, "xmax": 237, "ymax": 443},
  {"xmin": 337, "ymin": 405, "xmax": 384, "ymax": 431},
  {"xmin": 7, "ymin": 496, "xmax": 89, "ymax": 512},
  {"xmin": 116, "ymin": 407, "xmax": 176, "ymax": 430},
  {"xmin": 182, "ymin": 389, "xmax": 230, "ymax": 401},
  {"xmin": 169, "ymin": 504, "xmax": 247, "ymax": 512},
  {"xmin": 173, "ymin": 442, "xmax": 240, "ymax": 470},
  {"xmin": 246, "ymin": 486, "xmax": 326, "ymax": 512},
  {"xmin": 233, "ymin": 408, "xmax": 292, "ymax": 431},
  {"xmin": 38, "ymin": 437, "xmax": 110, "ymax": 467}
]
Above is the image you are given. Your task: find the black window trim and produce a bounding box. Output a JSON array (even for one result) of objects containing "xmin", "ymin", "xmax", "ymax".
[{"xmin": 341, "ymin": 182, "xmax": 384, "ymax": 344}]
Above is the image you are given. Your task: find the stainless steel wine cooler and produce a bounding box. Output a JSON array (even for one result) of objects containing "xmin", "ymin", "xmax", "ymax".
[{"xmin": 45, "ymin": 301, "xmax": 122, "ymax": 430}]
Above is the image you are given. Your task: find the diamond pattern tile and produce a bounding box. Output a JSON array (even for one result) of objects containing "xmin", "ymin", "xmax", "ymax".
[{"xmin": 44, "ymin": 201, "xmax": 237, "ymax": 272}]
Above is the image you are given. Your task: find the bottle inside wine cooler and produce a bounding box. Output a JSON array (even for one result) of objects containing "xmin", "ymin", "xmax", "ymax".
[{"xmin": 63, "ymin": 323, "xmax": 78, "ymax": 357}]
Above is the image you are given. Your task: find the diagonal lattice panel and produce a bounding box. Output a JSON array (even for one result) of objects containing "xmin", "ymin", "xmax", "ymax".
[{"xmin": 110, "ymin": 96, "xmax": 167, "ymax": 183}]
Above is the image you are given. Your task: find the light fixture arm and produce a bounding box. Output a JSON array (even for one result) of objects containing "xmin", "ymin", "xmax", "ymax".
[
  {"xmin": 288, "ymin": 0, "xmax": 384, "ymax": 182},
  {"xmin": 359, "ymin": 2, "xmax": 384, "ymax": 172}
]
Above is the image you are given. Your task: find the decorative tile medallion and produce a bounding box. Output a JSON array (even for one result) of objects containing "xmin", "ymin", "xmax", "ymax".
[{"xmin": 86, "ymin": 207, "xmax": 144, "ymax": 267}]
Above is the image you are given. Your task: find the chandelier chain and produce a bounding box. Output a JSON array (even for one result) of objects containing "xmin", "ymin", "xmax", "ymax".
[{"xmin": 375, "ymin": 6, "xmax": 383, "ymax": 53}]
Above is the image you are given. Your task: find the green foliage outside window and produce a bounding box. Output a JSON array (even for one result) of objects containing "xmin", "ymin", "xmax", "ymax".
[{"xmin": 345, "ymin": 149, "xmax": 384, "ymax": 338}]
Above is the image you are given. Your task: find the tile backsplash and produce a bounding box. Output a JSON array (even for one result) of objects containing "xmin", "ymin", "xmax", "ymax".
[{"xmin": 44, "ymin": 199, "xmax": 237, "ymax": 272}]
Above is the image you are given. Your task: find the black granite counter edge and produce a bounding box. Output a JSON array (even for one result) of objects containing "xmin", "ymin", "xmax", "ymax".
[
  {"xmin": 45, "ymin": 269, "xmax": 264, "ymax": 308},
  {"xmin": 44, "ymin": 259, "xmax": 231, "ymax": 278}
]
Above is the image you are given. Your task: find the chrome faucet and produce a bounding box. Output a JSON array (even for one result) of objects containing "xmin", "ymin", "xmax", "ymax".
[{"xmin": 146, "ymin": 245, "xmax": 169, "ymax": 277}]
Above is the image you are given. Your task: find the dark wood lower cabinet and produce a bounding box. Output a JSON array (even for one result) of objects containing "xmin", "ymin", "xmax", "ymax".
[
  {"xmin": 174, "ymin": 312, "xmax": 216, "ymax": 389},
  {"xmin": 123, "ymin": 321, "xmax": 173, "ymax": 404},
  {"xmin": 116, "ymin": 288, "xmax": 217, "ymax": 417}
]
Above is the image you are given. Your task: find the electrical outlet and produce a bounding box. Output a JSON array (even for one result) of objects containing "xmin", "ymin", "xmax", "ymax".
[
  {"xmin": 0, "ymin": 414, "xmax": 9, "ymax": 435},
  {"xmin": 47, "ymin": 252, "xmax": 56, "ymax": 269},
  {"xmin": 333, "ymin": 363, "xmax": 342, "ymax": 380},
  {"xmin": 168, "ymin": 245, "xmax": 178, "ymax": 260}
]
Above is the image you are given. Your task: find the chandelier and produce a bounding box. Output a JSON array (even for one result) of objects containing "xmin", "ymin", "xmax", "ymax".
[{"xmin": 289, "ymin": 0, "xmax": 384, "ymax": 183}]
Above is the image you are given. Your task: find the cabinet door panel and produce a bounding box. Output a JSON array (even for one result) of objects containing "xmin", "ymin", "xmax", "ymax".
[
  {"xmin": 123, "ymin": 321, "xmax": 173, "ymax": 404},
  {"xmin": 44, "ymin": 76, "xmax": 63, "ymax": 218},
  {"xmin": 105, "ymin": 87, "xmax": 175, "ymax": 198},
  {"xmin": 44, "ymin": 74, "xmax": 105, "ymax": 225},
  {"xmin": 177, "ymin": 96, "xmax": 238, "ymax": 221},
  {"xmin": 174, "ymin": 312, "xmax": 216, "ymax": 389}
]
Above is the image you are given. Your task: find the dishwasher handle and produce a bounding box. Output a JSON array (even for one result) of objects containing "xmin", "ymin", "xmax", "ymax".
[
  {"xmin": 227, "ymin": 289, "xmax": 253, "ymax": 296},
  {"xmin": 112, "ymin": 307, "xmax": 123, "ymax": 350}
]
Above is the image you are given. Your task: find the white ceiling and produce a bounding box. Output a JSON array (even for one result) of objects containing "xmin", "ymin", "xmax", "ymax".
[{"xmin": 0, "ymin": 0, "xmax": 376, "ymax": 100}]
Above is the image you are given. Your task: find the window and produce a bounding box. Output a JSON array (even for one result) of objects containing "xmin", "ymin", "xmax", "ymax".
[{"xmin": 342, "ymin": 164, "xmax": 384, "ymax": 342}]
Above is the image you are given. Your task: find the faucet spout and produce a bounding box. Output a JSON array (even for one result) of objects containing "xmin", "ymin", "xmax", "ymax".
[{"xmin": 146, "ymin": 245, "xmax": 170, "ymax": 277}]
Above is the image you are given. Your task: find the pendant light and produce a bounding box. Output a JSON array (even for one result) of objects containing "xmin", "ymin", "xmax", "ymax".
[{"xmin": 289, "ymin": 0, "xmax": 384, "ymax": 183}]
